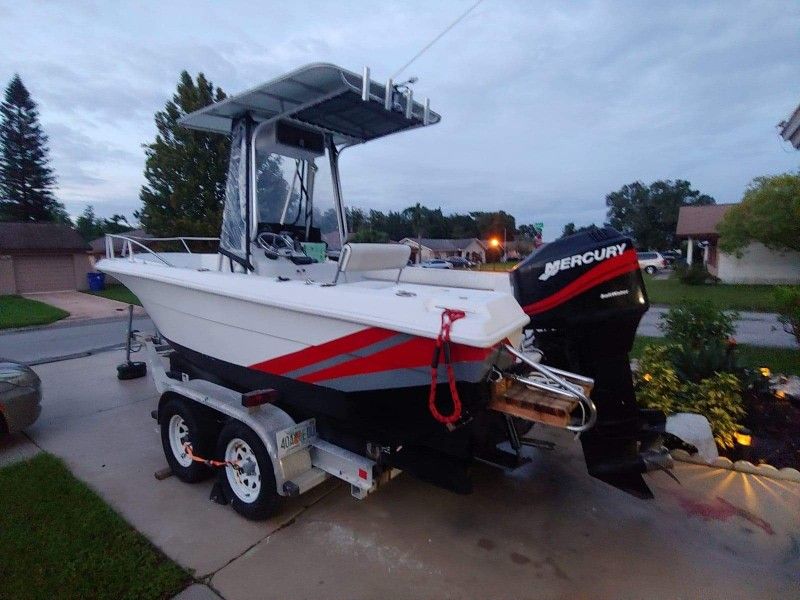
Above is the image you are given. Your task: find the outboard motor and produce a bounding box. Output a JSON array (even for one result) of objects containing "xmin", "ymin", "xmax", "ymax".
[{"xmin": 511, "ymin": 227, "xmax": 688, "ymax": 498}]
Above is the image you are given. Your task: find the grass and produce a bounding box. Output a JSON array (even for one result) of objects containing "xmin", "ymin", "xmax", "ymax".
[
  {"xmin": 85, "ymin": 284, "xmax": 141, "ymax": 306},
  {"xmin": 0, "ymin": 295, "xmax": 69, "ymax": 329},
  {"xmin": 632, "ymin": 335, "xmax": 799, "ymax": 376},
  {"xmin": 477, "ymin": 262, "xmax": 514, "ymax": 272},
  {"xmin": 643, "ymin": 274, "xmax": 778, "ymax": 312},
  {"xmin": 0, "ymin": 453, "xmax": 189, "ymax": 600},
  {"xmin": 475, "ymin": 267, "xmax": 779, "ymax": 312}
]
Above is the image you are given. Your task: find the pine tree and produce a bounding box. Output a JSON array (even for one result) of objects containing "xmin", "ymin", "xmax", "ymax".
[
  {"xmin": 0, "ymin": 74, "xmax": 67, "ymax": 222},
  {"xmin": 135, "ymin": 72, "xmax": 229, "ymax": 236}
]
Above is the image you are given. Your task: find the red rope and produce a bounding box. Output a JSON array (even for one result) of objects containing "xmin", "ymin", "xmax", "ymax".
[
  {"xmin": 182, "ymin": 443, "xmax": 241, "ymax": 472},
  {"xmin": 428, "ymin": 308, "xmax": 466, "ymax": 425}
]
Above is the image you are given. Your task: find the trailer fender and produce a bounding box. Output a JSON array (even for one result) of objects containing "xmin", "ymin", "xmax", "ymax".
[{"xmin": 156, "ymin": 385, "xmax": 311, "ymax": 495}]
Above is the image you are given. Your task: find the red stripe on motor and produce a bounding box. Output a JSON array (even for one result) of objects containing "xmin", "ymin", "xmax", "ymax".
[
  {"xmin": 249, "ymin": 327, "xmax": 397, "ymax": 375},
  {"xmin": 523, "ymin": 249, "xmax": 638, "ymax": 315}
]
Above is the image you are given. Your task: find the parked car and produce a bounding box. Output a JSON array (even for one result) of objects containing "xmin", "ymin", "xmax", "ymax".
[
  {"xmin": 445, "ymin": 256, "xmax": 474, "ymax": 269},
  {"xmin": 660, "ymin": 250, "xmax": 681, "ymax": 266},
  {"xmin": 637, "ymin": 251, "xmax": 667, "ymax": 274},
  {"xmin": 0, "ymin": 359, "xmax": 42, "ymax": 437},
  {"xmin": 421, "ymin": 259, "xmax": 453, "ymax": 269}
]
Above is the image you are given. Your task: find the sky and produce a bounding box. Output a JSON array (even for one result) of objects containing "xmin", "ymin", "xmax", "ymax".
[{"xmin": 1, "ymin": 0, "xmax": 798, "ymax": 240}]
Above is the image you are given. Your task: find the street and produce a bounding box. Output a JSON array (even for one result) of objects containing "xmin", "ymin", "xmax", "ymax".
[
  {"xmin": 638, "ymin": 306, "xmax": 796, "ymax": 348},
  {"xmin": 0, "ymin": 316, "xmax": 153, "ymax": 364}
]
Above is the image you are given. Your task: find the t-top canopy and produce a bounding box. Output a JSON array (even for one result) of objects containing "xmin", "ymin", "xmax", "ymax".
[{"xmin": 179, "ymin": 63, "xmax": 441, "ymax": 145}]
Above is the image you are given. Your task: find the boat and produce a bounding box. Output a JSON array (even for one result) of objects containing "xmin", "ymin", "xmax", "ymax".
[{"xmin": 99, "ymin": 63, "xmax": 691, "ymax": 498}]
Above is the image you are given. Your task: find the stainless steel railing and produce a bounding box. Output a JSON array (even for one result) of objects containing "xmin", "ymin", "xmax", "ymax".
[{"xmin": 104, "ymin": 234, "xmax": 220, "ymax": 267}]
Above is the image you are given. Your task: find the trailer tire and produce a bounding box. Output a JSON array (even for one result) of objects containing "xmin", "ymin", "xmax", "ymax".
[
  {"xmin": 160, "ymin": 397, "xmax": 215, "ymax": 483},
  {"xmin": 216, "ymin": 420, "xmax": 279, "ymax": 521}
]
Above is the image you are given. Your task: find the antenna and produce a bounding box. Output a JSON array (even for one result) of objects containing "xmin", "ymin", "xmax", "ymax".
[{"xmin": 390, "ymin": 0, "xmax": 486, "ymax": 80}]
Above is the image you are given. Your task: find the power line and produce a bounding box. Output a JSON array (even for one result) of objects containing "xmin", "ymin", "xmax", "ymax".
[{"xmin": 390, "ymin": 0, "xmax": 486, "ymax": 81}]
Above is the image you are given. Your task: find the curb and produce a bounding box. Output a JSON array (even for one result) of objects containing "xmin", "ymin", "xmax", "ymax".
[
  {"xmin": 28, "ymin": 344, "xmax": 125, "ymax": 366},
  {"xmin": 670, "ymin": 449, "xmax": 800, "ymax": 483},
  {"xmin": 0, "ymin": 313, "xmax": 149, "ymax": 335}
]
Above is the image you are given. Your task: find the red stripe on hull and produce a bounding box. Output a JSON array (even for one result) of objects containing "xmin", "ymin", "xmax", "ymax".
[
  {"xmin": 298, "ymin": 337, "xmax": 491, "ymax": 384},
  {"xmin": 523, "ymin": 249, "xmax": 638, "ymax": 315},
  {"xmin": 249, "ymin": 327, "xmax": 396, "ymax": 374}
]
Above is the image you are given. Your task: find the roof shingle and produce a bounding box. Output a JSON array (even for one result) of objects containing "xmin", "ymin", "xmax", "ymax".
[
  {"xmin": 676, "ymin": 204, "xmax": 736, "ymax": 238},
  {"xmin": 0, "ymin": 222, "xmax": 89, "ymax": 252}
]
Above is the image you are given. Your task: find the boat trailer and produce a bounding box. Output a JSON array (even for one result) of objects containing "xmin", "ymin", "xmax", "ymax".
[{"xmin": 125, "ymin": 324, "xmax": 610, "ymax": 520}]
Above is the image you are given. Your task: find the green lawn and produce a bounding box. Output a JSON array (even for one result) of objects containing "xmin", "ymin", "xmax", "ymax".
[
  {"xmin": 0, "ymin": 454, "xmax": 189, "ymax": 600},
  {"xmin": 643, "ymin": 275, "xmax": 778, "ymax": 312},
  {"xmin": 477, "ymin": 262, "xmax": 514, "ymax": 272},
  {"xmin": 0, "ymin": 295, "xmax": 69, "ymax": 329},
  {"xmin": 632, "ymin": 335, "xmax": 799, "ymax": 376},
  {"xmin": 85, "ymin": 284, "xmax": 141, "ymax": 306}
]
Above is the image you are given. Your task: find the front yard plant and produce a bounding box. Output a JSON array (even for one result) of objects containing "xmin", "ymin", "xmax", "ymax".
[
  {"xmin": 635, "ymin": 300, "xmax": 799, "ymax": 465},
  {"xmin": 774, "ymin": 285, "xmax": 800, "ymax": 346}
]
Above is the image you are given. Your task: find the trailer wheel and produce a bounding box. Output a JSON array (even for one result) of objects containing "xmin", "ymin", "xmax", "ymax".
[
  {"xmin": 644, "ymin": 265, "xmax": 657, "ymax": 275},
  {"xmin": 216, "ymin": 420, "xmax": 279, "ymax": 521},
  {"xmin": 160, "ymin": 397, "xmax": 215, "ymax": 483}
]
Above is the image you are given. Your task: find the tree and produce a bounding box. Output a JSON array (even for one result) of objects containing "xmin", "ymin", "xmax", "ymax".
[
  {"xmin": 75, "ymin": 205, "xmax": 102, "ymax": 241},
  {"xmin": 136, "ymin": 72, "xmax": 229, "ymax": 236},
  {"xmin": 0, "ymin": 74, "xmax": 67, "ymax": 222},
  {"xmin": 718, "ymin": 172, "xmax": 800, "ymax": 255},
  {"xmin": 470, "ymin": 211, "xmax": 516, "ymax": 241},
  {"xmin": 559, "ymin": 222, "xmax": 596, "ymax": 239},
  {"xmin": 75, "ymin": 204, "xmax": 133, "ymax": 241},
  {"xmin": 605, "ymin": 179, "xmax": 714, "ymax": 250}
]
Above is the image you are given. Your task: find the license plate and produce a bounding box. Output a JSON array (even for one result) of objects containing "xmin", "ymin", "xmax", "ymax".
[{"xmin": 276, "ymin": 419, "xmax": 317, "ymax": 458}]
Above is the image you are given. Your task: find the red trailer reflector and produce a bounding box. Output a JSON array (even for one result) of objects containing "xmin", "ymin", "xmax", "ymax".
[
  {"xmin": 242, "ymin": 388, "xmax": 279, "ymax": 407},
  {"xmin": 358, "ymin": 468, "xmax": 368, "ymax": 480}
]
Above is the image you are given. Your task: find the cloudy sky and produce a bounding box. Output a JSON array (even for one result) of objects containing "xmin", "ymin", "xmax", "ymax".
[{"xmin": 1, "ymin": 0, "xmax": 798, "ymax": 239}]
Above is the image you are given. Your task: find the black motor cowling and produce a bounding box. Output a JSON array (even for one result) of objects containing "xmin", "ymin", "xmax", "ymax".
[{"xmin": 511, "ymin": 227, "xmax": 671, "ymax": 498}]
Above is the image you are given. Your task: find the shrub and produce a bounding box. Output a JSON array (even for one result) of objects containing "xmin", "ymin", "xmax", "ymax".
[
  {"xmin": 636, "ymin": 345, "xmax": 745, "ymax": 449},
  {"xmin": 673, "ymin": 262, "xmax": 719, "ymax": 285},
  {"xmin": 774, "ymin": 285, "xmax": 800, "ymax": 347},
  {"xmin": 635, "ymin": 344, "xmax": 682, "ymax": 414},
  {"xmin": 659, "ymin": 300, "xmax": 737, "ymax": 351}
]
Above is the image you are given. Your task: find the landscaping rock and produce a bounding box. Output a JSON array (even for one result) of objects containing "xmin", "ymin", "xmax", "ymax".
[
  {"xmin": 666, "ymin": 413, "xmax": 718, "ymax": 462},
  {"xmin": 770, "ymin": 374, "xmax": 800, "ymax": 404}
]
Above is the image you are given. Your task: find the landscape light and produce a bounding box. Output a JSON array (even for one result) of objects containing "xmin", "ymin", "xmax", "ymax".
[
  {"xmin": 759, "ymin": 367, "xmax": 771, "ymax": 378},
  {"xmin": 643, "ymin": 373, "xmax": 653, "ymax": 382},
  {"xmin": 733, "ymin": 430, "xmax": 752, "ymax": 447}
]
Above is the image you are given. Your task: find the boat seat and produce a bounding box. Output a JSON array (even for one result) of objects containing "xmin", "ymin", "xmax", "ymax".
[{"xmin": 333, "ymin": 243, "xmax": 410, "ymax": 284}]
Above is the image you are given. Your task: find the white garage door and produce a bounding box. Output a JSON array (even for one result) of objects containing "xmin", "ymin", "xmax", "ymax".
[{"xmin": 14, "ymin": 255, "xmax": 76, "ymax": 293}]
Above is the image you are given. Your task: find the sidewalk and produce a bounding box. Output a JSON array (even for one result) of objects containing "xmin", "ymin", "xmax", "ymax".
[{"xmin": 22, "ymin": 290, "xmax": 145, "ymax": 322}]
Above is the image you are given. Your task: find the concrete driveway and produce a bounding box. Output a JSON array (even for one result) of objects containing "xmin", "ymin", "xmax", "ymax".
[
  {"xmin": 5, "ymin": 349, "xmax": 799, "ymax": 599},
  {"xmin": 22, "ymin": 290, "xmax": 145, "ymax": 322}
]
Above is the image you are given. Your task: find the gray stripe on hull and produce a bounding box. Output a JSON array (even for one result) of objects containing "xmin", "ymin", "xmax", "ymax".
[
  {"xmin": 282, "ymin": 333, "xmax": 412, "ymax": 379},
  {"xmin": 315, "ymin": 360, "xmax": 490, "ymax": 393}
]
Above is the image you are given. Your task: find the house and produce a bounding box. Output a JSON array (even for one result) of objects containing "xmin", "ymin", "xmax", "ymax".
[
  {"xmin": 676, "ymin": 204, "xmax": 800, "ymax": 284},
  {"xmin": 399, "ymin": 238, "xmax": 487, "ymax": 263},
  {"xmin": 0, "ymin": 222, "xmax": 92, "ymax": 293}
]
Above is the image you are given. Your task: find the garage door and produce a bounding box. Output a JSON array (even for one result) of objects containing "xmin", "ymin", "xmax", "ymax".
[{"xmin": 14, "ymin": 255, "xmax": 76, "ymax": 293}]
